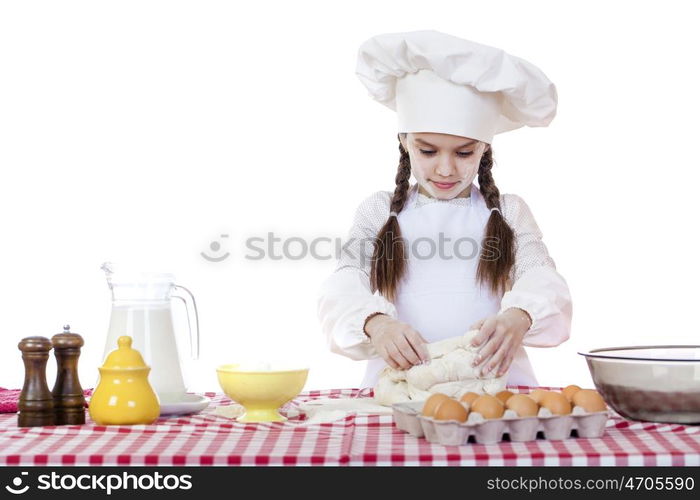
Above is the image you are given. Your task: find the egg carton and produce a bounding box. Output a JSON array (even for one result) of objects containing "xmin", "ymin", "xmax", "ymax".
[{"xmin": 392, "ymin": 400, "xmax": 608, "ymax": 445}]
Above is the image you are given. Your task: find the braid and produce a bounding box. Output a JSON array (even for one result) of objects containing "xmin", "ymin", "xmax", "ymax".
[
  {"xmin": 390, "ymin": 142, "xmax": 412, "ymax": 212},
  {"xmin": 477, "ymin": 148, "xmax": 501, "ymax": 209},
  {"xmin": 370, "ymin": 135, "xmax": 411, "ymax": 301},
  {"xmin": 477, "ymin": 147, "xmax": 515, "ymax": 295}
]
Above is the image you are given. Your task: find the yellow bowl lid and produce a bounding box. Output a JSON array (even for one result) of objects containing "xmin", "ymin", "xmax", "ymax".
[{"xmin": 101, "ymin": 336, "xmax": 149, "ymax": 370}]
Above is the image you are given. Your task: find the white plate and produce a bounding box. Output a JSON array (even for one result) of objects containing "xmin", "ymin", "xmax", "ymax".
[{"xmin": 158, "ymin": 394, "xmax": 211, "ymax": 416}]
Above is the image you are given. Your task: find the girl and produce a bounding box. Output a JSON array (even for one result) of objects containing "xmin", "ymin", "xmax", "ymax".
[{"xmin": 318, "ymin": 30, "xmax": 572, "ymax": 389}]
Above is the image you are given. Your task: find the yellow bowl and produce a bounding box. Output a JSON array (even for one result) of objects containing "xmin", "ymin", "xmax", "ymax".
[{"xmin": 216, "ymin": 364, "xmax": 309, "ymax": 422}]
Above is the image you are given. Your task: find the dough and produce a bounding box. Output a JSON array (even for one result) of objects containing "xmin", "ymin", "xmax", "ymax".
[{"xmin": 373, "ymin": 329, "xmax": 507, "ymax": 406}]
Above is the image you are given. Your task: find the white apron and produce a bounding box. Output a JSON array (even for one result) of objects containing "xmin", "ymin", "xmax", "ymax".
[{"xmin": 361, "ymin": 183, "xmax": 538, "ymax": 388}]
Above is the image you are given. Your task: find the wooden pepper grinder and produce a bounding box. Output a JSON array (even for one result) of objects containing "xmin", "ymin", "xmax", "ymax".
[
  {"xmin": 17, "ymin": 336, "xmax": 55, "ymax": 427},
  {"xmin": 51, "ymin": 325, "xmax": 86, "ymax": 425}
]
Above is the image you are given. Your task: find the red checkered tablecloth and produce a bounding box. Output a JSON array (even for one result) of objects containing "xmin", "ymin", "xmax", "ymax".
[{"xmin": 0, "ymin": 386, "xmax": 698, "ymax": 466}]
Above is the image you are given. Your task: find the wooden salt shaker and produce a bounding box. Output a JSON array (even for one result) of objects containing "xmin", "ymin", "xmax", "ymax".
[
  {"xmin": 51, "ymin": 325, "xmax": 86, "ymax": 425},
  {"xmin": 17, "ymin": 336, "xmax": 55, "ymax": 427}
]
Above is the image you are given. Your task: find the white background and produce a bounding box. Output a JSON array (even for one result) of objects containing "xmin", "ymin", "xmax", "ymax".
[{"xmin": 1, "ymin": 0, "xmax": 698, "ymax": 394}]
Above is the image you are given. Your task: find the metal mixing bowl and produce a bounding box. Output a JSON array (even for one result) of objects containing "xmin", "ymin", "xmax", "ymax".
[{"xmin": 578, "ymin": 346, "xmax": 700, "ymax": 424}]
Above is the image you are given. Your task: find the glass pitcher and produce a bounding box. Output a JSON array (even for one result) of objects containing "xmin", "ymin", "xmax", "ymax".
[{"xmin": 100, "ymin": 262, "xmax": 199, "ymax": 404}]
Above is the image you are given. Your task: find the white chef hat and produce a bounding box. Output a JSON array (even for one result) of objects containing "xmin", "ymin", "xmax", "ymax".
[{"xmin": 355, "ymin": 30, "xmax": 558, "ymax": 144}]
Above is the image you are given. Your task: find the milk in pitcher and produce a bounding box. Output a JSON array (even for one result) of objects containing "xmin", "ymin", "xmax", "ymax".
[{"xmin": 104, "ymin": 304, "xmax": 186, "ymax": 402}]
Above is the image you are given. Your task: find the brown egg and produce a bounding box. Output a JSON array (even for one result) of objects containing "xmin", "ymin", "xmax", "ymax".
[
  {"xmin": 495, "ymin": 390, "xmax": 514, "ymax": 405},
  {"xmin": 528, "ymin": 389, "xmax": 550, "ymax": 404},
  {"xmin": 505, "ymin": 394, "xmax": 539, "ymax": 417},
  {"xmin": 572, "ymin": 389, "xmax": 607, "ymax": 412},
  {"xmin": 471, "ymin": 394, "xmax": 505, "ymax": 419},
  {"xmin": 459, "ymin": 392, "xmax": 480, "ymax": 406},
  {"xmin": 540, "ymin": 391, "xmax": 572, "ymax": 415},
  {"xmin": 562, "ymin": 384, "xmax": 582, "ymax": 402},
  {"xmin": 433, "ymin": 398, "xmax": 469, "ymax": 422},
  {"xmin": 422, "ymin": 393, "xmax": 450, "ymax": 417}
]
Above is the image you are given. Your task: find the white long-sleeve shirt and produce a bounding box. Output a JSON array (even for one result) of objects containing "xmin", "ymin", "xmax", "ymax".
[{"xmin": 317, "ymin": 184, "xmax": 572, "ymax": 370}]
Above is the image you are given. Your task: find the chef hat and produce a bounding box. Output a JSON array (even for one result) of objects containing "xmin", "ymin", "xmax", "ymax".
[{"xmin": 355, "ymin": 30, "xmax": 558, "ymax": 144}]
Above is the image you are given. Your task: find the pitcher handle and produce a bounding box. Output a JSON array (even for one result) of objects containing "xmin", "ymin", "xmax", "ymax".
[{"xmin": 172, "ymin": 285, "xmax": 200, "ymax": 360}]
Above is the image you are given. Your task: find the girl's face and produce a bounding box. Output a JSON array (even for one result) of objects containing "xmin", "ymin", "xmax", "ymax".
[{"xmin": 400, "ymin": 132, "xmax": 489, "ymax": 200}]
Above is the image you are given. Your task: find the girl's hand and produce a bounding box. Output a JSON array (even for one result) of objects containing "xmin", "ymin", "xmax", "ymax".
[
  {"xmin": 468, "ymin": 308, "xmax": 532, "ymax": 377},
  {"xmin": 365, "ymin": 314, "xmax": 430, "ymax": 370}
]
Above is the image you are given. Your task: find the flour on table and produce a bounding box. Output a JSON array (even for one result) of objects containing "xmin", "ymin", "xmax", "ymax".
[
  {"xmin": 213, "ymin": 404, "xmax": 246, "ymax": 419},
  {"xmin": 213, "ymin": 398, "xmax": 390, "ymax": 425}
]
